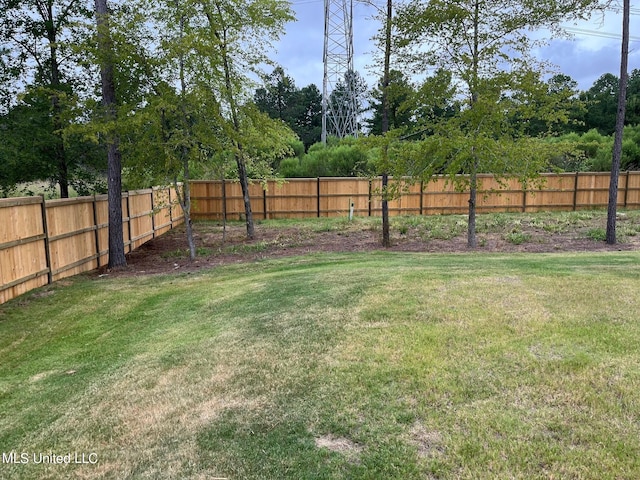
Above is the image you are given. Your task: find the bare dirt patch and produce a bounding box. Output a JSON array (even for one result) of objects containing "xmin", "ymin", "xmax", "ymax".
[
  {"xmin": 98, "ymin": 214, "xmax": 640, "ymax": 278},
  {"xmin": 315, "ymin": 434, "xmax": 364, "ymax": 463}
]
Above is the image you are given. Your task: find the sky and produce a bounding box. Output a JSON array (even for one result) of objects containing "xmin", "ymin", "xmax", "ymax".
[{"xmin": 271, "ymin": 0, "xmax": 640, "ymax": 94}]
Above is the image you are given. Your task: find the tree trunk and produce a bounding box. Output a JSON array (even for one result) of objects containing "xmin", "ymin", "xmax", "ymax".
[
  {"xmin": 176, "ymin": 177, "xmax": 196, "ymax": 260},
  {"xmin": 236, "ymin": 151, "xmax": 255, "ymax": 239},
  {"xmin": 468, "ymin": 165, "xmax": 478, "ymax": 248},
  {"xmin": 221, "ymin": 174, "xmax": 228, "ymax": 244},
  {"xmin": 212, "ymin": 14, "xmax": 255, "ymax": 240},
  {"xmin": 466, "ymin": 0, "xmax": 480, "ymax": 249},
  {"xmin": 95, "ymin": 0, "xmax": 126, "ymax": 269},
  {"xmin": 177, "ymin": 8, "xmax": 196, "ymax": 260},
  {"xmin": 45, "ymin": 1, "xmax": 69, "ymax": 198},
  {"xmin": 380, "ymin": 0, "xmax": 392, "ymax": 248},
  {"xmin": 107, "ymin": 140, "xmax": 126, "ymax": 267},
  {"xmin": 606, "ymin": 0, "xmax": 630, "ymax": 245}
]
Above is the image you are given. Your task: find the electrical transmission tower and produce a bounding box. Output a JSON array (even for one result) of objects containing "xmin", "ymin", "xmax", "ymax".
[{"xmin": 322, "ymin": 0, "xmax": 358, "ymax": 143}]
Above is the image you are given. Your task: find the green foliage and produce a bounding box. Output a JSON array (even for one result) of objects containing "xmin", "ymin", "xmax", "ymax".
[
  {"xmin": 254, "ymin": 68, "xmax": 323, "ymax": 150},
  {"xmin": 587, "ymin": 227, "xmax": 607, "ymax": 241},
  {"xmin": 0, "ymin": 86, "xmax": 107, "ymax": 197},
  {"xmin": 278, "ymin": 140, "xmax": 371, "ymax": 178},
  {"xmin": 367, "ymin": 70, "xmax": 419, "ymax": 135},
  {"xmin": 505, "ymin": 230, "xmax": 531, "ymax": 245},
  {"xmin": 579, "ymin": 70, "xmax": 640, "ymax": 135},
  {"xmin": 545, "ymin": 126, "xmax": 640, "ymax": 172},
  {"xmin": 393, "ymin": 0, "xmax": 601, "ymax": 246}
]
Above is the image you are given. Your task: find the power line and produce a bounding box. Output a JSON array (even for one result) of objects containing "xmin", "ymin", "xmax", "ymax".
[{"xmin": 564, "ymin": 26, "xmax": 640, "ymax": 42}]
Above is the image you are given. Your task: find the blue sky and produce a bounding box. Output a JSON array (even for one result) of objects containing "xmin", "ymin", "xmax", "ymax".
[{"xmin": 271, "ymin": 1, "xmax": 640, "ymax": 93}]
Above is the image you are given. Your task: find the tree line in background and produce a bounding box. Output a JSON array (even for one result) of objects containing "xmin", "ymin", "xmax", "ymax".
[
  {"xmin": 256, "ymin": 68, "xmax": 640, "ymax": 178},
  {"xmin": 0, "ymin": 0, "xmax": 635, "ymax": 252}
]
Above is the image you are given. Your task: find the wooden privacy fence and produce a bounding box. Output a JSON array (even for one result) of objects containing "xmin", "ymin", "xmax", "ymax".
[
  {"xmin": 0, "ymin": 187, "xmax": 184, "ymax": 305},
  {"xmin": 191, "ymin": 172, "xmax": 640, "ymax": 220}
]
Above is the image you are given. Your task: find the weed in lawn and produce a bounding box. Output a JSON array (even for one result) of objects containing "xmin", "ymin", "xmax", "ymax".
[
  {"xmin": 223, "ymin": 241, "xmax": 271, "ymax": 254},
  {"xmin": 586, "ymin": 227, "xmax": 607, "ymax": 241},
  {"xmin": 161, "ymin": 248, "xmax": 188, "ymax": 258},
  {"xmin": 505, "ymin": 231, "xmax": 531, "ymax": 245},
  {"xmin": 160, "ymin": 246, "xmax": 213, "ymax": 258},
  {"xmin": 419, "ymin": 216, "xmax": 467, "ymax": 240}
]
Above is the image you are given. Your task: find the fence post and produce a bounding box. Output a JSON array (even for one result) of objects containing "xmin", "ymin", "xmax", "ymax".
[
  {"xmin": 263, "ymin": 185, "xmax": 268, "ymax": 220},
  {"xmin": 92, "ymin": 195, "xmax": 101, "ymax": 268},
  {"xmin": 126, "ymin": 192, "xmax": 132, "ymax": 252},
  {"xmin": 573, "ymin": 172, "xmax": 579, "ymax": 211},
  {"xmin": 221, "ymin": 179, "xmax": 227, "ymax": 224},
  {"xmin": 420, "ymin": 180, "xmax": 424, "ymax": 216},
  {"xmin": 317, "ymin": 177, "xmax": 321, "ymax": 218},
  {"xmin": 40, "ymin": 195, "xmax": 53, "ymax": 285},
  {"xmin": 522, "ymin": 186, "xmax": 527, "ymax": 213},
  {"xmin": 368, "ymin": 179, "xmax": 372, "ymax": 217},
  {"xmin": 151, "ymin": 188, "xmax": 156, "ymax": 238},
  {"xmin": 168, "ymin": 187, "xmax": 174, "ymax": 228}
]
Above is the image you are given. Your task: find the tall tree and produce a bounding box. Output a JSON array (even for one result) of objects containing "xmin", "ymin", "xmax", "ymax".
[
  {"xmin": 114, "ymin": 0, "xmax": 294, "ymax": 246},
  {"xmin": 367, "ymin": 70, "xmax": 415, "ymax": 136},
  {"xmin": 396, "ymin": 0, "xmax": 602, "ymax": 247},
  {"xmin": 94, "ymin": 0, "xmax": 126, "ymax": 268},
  {"xmin": 199, "ymin": 0, "xmax": 292, "ymax": 239},
  {"xmin": 0, "ymin": 0, "xmax": 92, "ymax": 197},
  {"xmin": 606, "ymin": 0, "xmax": 630, "ymax": 245},
  {"xmin": 519, "ymin": 74, "xmax": 586, "ymax": 136},
  {"xmin": 254, "ymin": 67, "xmax": 299, "ymax": 121},
  {"xmin": 379, "ymin": 0, "xmax": 393, "ymax": 248},
  {"xmin": 254, "ymin": 69, "xmax": 323, "ymax": 150},
  {"xmin": 624, "ymin": 69, "xmax": 640, "ymax": 127},
  {"xmin": 581, "ymin": 73, "xmax": 620, "ymax": 135},
  {"xmin": 295, "ymin": 84, "xmax": 323, "ymax": 149}
]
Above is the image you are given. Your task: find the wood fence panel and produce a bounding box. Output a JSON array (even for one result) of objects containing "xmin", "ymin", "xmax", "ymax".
[
  {"xmin": 171, "ymin": 186, "xmax": 185, "ymax": 223},
  {"xmin": 475, "ymin": 176, "xmax": 524, "ymax": 213},
  {"xmin": 266, "ymin": 179, "xmax": 317, "ymax": 218},
  {"xmin": 190, "ymin": 181, "xmax": 223, "ymax": 220},
  {"xmin": 369, "ymin": 178, "xmax": 422, "ymax": 216},
  {"xmin": 94, "ymin": 195, "xmax": 109, "ymax": 267},
  {"xmin": 627, "ymin": 172, "xmax": 640, "ymax": 208},
  {"xmin": 576, "ymin": 173, "xmax": 611, "ymax": 209},
  {"xmin": 190, "ymin": 181, "xmax": 264, "ymax": 221},
  {"xmin": 423, "ymin": 177, "xmax": 469, "ymax": 214},
  {"xmin": 525, "ymin": 174, "xmax": 576, "ymax": 212},
  {"xmin": 153, "ymin": 187, "xmax": 173, "ymax": 236},
  {"xmin": 1, "ymin": 188, "xmax": 183, "ymax": 305},
  {"xmin": 0, "ymin": 197, "xmax": 48, "ymax": 304},
  {"xmin": 320, "ymin": 178, "xmax": 370, "ymax": 217},
  {"xmin": 46, "ymin": 198, "xmax": 99, "ymax": 281},
  {"xmin": 121, "ymin": 194, "xmax": 132, "ymax": 254},
  {"xmin": 128, "ymin": 190, "xmax": 154, "ymax": 250}
]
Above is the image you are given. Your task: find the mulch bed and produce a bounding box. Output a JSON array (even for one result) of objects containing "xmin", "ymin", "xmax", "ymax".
[{"xmin": 97, "ymin": 218, "xmax": 640, "ymax": 278}]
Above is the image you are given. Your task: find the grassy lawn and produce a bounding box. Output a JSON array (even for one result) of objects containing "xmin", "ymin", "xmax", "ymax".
[{"xmin": 1, "ymin": 251, "xmax": 640, "ymax": 479}]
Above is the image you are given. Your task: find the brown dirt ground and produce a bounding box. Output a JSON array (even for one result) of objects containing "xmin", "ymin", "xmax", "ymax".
[{"xmin": 98, "ymin": 214, "xmax": 640, "ymax": 278}]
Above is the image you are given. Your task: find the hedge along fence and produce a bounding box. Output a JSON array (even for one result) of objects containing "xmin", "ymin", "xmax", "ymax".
[
  {"xmin": 0, "ymin": 186, "xmax": 184, "ymax": 305},
  {"xmin": 190, "ymin": 172, "xmax": 640, "ymax": 220}
]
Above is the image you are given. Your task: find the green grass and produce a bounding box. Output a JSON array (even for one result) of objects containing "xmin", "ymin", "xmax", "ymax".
[
  {"xmin": 586, "ymin": 227, "xmax": 607, "ymax": 241},
  {"xmin": 2, "ymin": 252, "xmax": 640, "ymax": 479}
]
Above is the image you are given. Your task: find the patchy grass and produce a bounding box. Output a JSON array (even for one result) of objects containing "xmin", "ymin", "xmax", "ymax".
[
  {"xmin": 1, "ymin": 252, "xmax": 640, "ymax": 479},
  {"xmin": 505, "ymin": 230, "xmax": 531, "ymax": 244}
]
